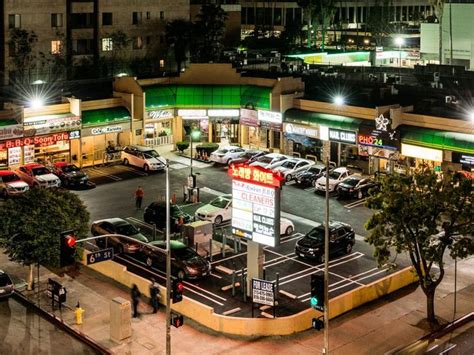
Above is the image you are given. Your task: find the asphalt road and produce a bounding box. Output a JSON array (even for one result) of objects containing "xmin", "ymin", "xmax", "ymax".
[{"xmin": 76, "ymin": 158, "xmax": 411, "ymax": 317}]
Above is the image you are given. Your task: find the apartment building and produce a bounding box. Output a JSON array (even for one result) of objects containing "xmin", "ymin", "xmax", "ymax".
[{"xmin": 1, "ymin": 0, "xmax": 190, "ymax": 83}]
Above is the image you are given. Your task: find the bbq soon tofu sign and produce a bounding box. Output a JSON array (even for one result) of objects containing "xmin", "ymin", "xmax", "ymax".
[{"xmin": 229, "ymin": 165, "xmax": 282, "ymax": 247}]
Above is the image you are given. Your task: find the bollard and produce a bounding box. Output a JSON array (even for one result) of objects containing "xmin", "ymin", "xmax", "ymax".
[
  {"xmin": 231, "ymin": 271, "xmax": 236, "ymax": 297},
  {"xmin": 276, "ymin": 272, "xmax": 280, "ymax": 296},
  {"xmin": 233, "ymin": 236, "xmax": 238, "ymax": 253},
  {"xmin": 209, "ymin": 238, "xmax": 213, "ymax": 262},
  {"xmin": 240, "ymin": 268, "xmax": 245, "ymax": 295},
  {"xmin": 238, "ymin": 237, "xmax": 242, "ymax": 252},
  {"xmin": 222, "ymin": 234, "xmax": 227, "ymax": 257}
]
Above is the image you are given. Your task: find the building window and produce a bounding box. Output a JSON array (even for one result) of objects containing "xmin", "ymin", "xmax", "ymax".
[
  {"xmin": 102, "ymin": 38, "xmax": 113, "ymax": 51},
  {"xmin": 160, "ymin": 11, "xmax": 164, "ymax": 20},
  {"xmin": 76, "ymin": 39, "xmax": 94, "ymax": 55},
  {"xmin": 146, "ymin": 11, "xmax": 151, "ymax": 20},
  {"xmin": 71, "ymin": 13, "xmax": 95, "ymax": 28},
  {"xmin": 133, "ymin": 36, "xmax": 143, "ymax": 50},
  {"xmin": 102, "ymin": 12, "xmax": 113, "ymax": 26},
  {"xmin": 51, "ymin": 40, "xmax": 62, "ymax": 54},
  {"xmin": 133, "ymin": 12, "xmax": 142, "ymax": 25},
  {"xmin": 8, "ymin": 14, "xmax": 21, "ymax": 29},
  {"xmin": 51, "ymin": 13, "xmax": 63, "ymax": 27},
  {"xmin": 160, "ymin": 59, "xmax": 165, "ymax": 68}
]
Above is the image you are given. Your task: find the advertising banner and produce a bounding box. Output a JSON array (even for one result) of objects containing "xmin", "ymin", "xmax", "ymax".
[
  {"xmin": 0, "ymin": 124, "xmax": 23, "ymax": 140},
  {"xmin": 24, "ymin": 114, "xmax": 81, "ymax": 135}
]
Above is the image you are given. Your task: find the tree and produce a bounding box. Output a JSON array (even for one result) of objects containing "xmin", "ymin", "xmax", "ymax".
[
  {"xmin": 0, "ymin": 189, "xmax": 90, "ymax": 290},
  {"xmin": 365, "ymin": 169, "xmax": 473, "ymax": 324},
  {"xmin": 7, "ymin": 28, "xmax": 38, "ymax": 80},
  {"xmin": 314, "ymin": 0, "xmax": 337, "ymax": 50},
  {"xmin": 297, "ymin": 0, "xmax": 317, "ymax": 48},
  {"xmin": 105, "ymin": 30, "xmax": 130, "ymax": 76},
  {"xmin": 281, "ymin": 21, "xmax": 305, "ymax": 49},
  {"xmin": 366, "ymin": 0, "xmax": 394, "ymax": 46},
  {"xmin": 165, "ymin": 19, "xmax": 192, "ymax": 73},
  {"xmin": 429, "ymin": 0, "xmax": 445, "ymax": 64},
  {"xmin": 191, "ymin": 4, "xmax": 228, "ymax": 63}
]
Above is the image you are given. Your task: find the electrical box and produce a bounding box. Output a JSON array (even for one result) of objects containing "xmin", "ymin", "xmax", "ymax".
[
  {"xmin": 182, "ymin": 220, "xmax": 213, "ymax": 247},
  {"xmin": 110, "ymin": 297, "xmax": 132, "ymax": 343}
]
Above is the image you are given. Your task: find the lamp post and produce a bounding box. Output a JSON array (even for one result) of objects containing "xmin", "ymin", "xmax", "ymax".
[
  {"xmin": 165, "ymin": 160, "xmax": 171, "ymax": 355},
  {"xmin": 394, "ymin": 36, "xmax": 404, "ymax": 75},
  {"xmin": 189, "ymin": 129, "xmax": 201, "ymax": 177}
]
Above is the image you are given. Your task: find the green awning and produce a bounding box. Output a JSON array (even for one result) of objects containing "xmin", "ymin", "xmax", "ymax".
[
  {"xmin": 284, "ymin": 109, "xmax": 371, "ymax": 131},
  {"xmin": 400, "ymin": 126, "xmax": 474, "ymax": 154},
  {"xmin": 144, "ymin": 85, "xmax": 271, "ymax": 110},
  {"xmin": 0, "ymin": 119, "xmax": 19, "ymax": 127},
  {"xmin": 82, "ymin": 107, "xmax": 131, "ymax": 127}
]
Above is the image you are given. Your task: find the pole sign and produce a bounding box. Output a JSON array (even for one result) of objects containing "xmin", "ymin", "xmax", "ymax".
[
  {"xmin": 86, "ymin": 248, "xmax": 114, "ymax": 265},
  {"xmin": 252, "ymin": 278, "xmax": 275, "ymax": 306},
  {"xmin": 46, "ymin": 278, "xmax": 67, "ymax": 306},
  {"xmin": 228, "ymin": 164, "xmax": 283, "ymax": 247}
]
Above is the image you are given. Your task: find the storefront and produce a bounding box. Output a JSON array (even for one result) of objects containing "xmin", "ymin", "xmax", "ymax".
[
  {"xmin": 0, "ymin": 119, "xmax": 24, "ymax": 168},
  {"xmin": 283, "ymin": 122, "xmax": 321, "ymax": 160},
  {"xmin": 178, "ymin": 109, "xmax": 210, "ymax": 143},
  {"xmin": 258, "ymin": 110, "xmax": 283, "ymax": 150},
  {"xmin": 240, "ymin": 108, "xmax": 260, "ymax": 148},
  {"xmin": 208, "ymin": 109, "xmax": 240, "ymax": 144},
  {"xmin": 81, "ymin": 107, "xmax": 131, "ymax": 166},
  {"xmin": 326, "ymin": 127, "xmax": 359, "ymax": 167},
  {"xmin": 144, "ymin": 108, "xmax": 174, "ymax": 146}
]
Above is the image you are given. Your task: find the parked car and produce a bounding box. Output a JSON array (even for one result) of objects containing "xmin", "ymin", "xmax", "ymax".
[
  {"xmin": 295, "ymin": 221, "xmax": 355, "ymax": 262},
  {"xmin": 91, "ymin": 217, "xmax": 149, "ymax": 254},
  {"xmin": 337, "ymin": 176, "xmax": 379, "ymax": 199},
  {"xmin": 121, "ymin": 145, "xmax": 166, "ymax": 172},
  {"xmin": 227, "ymin": 150, "xmax": 266, "ymax": 166},
  {"xmin": 0, "ymin": 270, "xmax": 14, "ymax": 300},
  {"xmin": 209, "ymin": 146, "xmax": 245, "ymax": 165},
  {"xmin": 195, "ymin": 194, "xmax": 295, "ymax": 235},
  {"xmin": 271, "ymin": 158, "xmax": 314, "ymax": 182},
  {"xmin": 138, "ymin": 240, "xmax": 211, "ymax": 280},
  {"xmin": 144, "ymin": 201, "xmax": 192, "ymax": 231},
  {"xmin": 16, "ymin": 163, "xmax": 61, "ymax": 188},
  {"xmin": 295, "ymin": 164, "xmax": 327, "ymax": 187},
  {"xmin": 315, "ymin": 167, "xmax": 351, "ymax": 193},
  {"xmin": 249, "ymin": 153, "xmax": 288, "ymax": 169},
  {"xmin": 51, "ymin": 162, "xmax": 89, "ymax": 188},
  {"xmin": 0, "ymin": 170, "xmax": 29, "ymax": 198}
]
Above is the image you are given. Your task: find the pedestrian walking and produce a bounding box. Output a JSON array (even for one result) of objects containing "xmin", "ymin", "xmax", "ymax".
[
  {"xmin": 131, "ymin": 284, "xmax": 141, "ymax": 318},
  {"xmin": 149, "ymin": 278, "xmax": 161, "ymax": 313},
  {"xmin": 134, "ymin": 186, "xmax": 144, "ymax": 209}
]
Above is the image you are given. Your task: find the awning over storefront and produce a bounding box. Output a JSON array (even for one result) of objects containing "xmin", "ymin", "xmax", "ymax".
[
  {"xmin": 0, "ymin": 119, "xmax": 18, "ymax": 127},
  {"xmin": 284, "ymin": 109, "xmax": 372, "ymax": 131},
  {"xmin": 400, "ymin": 126, "xmax": 474, "ymax": 154},
  {"xmin": 82, "ymin": 107, "xmax": 131, "ymax": 127},
  {"xmin": 144, "ymin": 85, "xmax": 272, "ymax": 111}
]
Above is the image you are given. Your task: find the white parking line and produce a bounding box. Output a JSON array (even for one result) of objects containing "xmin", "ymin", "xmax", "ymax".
[
  {"xmin": 87, "ymin": 169, "xmax": 122, "ymax": 181},
  {"xmin": 118, "ymin": 165, "xmax": 149, "ymax": 176},
  {"xmin": 344, "ymin": 199, "xmax": 367, "ymax": 209},
  {"xmin": 304, "ymin": 187, "xmax": 316, "ymax": 192},
  {"xmin": 211, "ymin": 252, "xmax": 247, "ymax": 265}
]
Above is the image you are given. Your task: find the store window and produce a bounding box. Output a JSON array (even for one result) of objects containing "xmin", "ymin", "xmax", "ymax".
[{"xmin": 102, "ymin": 38, "xmax": 113, "ymax": 51}]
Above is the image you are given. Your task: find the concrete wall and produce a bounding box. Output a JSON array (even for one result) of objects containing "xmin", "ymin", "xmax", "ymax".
[
  {"xmin": 294, "ymin": 99, "xmax": 378, "ymax": 121},
  {"xmin": 23, "ymin": 102, "xmax": 71, "ymax": 118}
]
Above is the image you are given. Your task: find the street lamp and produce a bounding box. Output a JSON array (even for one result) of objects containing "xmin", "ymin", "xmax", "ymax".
[
  {"xmin": 394, "ymin": 36, "xmax": 405, "ymax": 74},
  {"xmin": 189, "ymin": 129, "xmax": 201, "ymax": 177},
  {"xmin": 30, "ymin": 97, "xmax": 44, "ymax": 109},
  {"xmin": 334, "ymin": 95, "xmax": 345, "ymax": 106}
]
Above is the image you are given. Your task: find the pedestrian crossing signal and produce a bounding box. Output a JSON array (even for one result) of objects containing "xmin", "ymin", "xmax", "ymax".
[
  {"xmin": 312, "ymin": 317, "xmax": 324, "ymax": 331},
  {"xmin": 171, "ymin": 312, "xmax": 183, "ymax": 328},
  {"xmin": 310, "ymin": 274, "xmax": 324, "ymax": 311}
]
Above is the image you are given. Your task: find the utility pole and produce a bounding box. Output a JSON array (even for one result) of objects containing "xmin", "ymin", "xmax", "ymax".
[
  {"xmin": 323, "ymin": 157, "xmax": 330, "ymax": 354},
  {"xmin": 165, "ymin": 160, "xmax": 171, "ymax": 355},
  {"xmin": 190, "ymin": 134, "xmax": 194, "ymax": 177}
]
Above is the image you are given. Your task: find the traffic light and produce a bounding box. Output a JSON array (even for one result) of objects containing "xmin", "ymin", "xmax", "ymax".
[
  {"xmin": 312, "ymin": 317, "xmax": 324, "ymax": 331},
  {"xmin": 172, "ymin": 279, "xmax": 184, "ymax": 304},
  {"xmin": 310, "ymin": 274, "xmax": 324, "ymax": 312},
  {"xmin": 60, "ymin": 230, "xmax": 77, "ymax": 268},
  {"xmin": 171, "ymin": 312, "xmax": 183, "ymax": 328}
]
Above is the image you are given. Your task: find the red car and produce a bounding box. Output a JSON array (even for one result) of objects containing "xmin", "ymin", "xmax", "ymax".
[{"xmin": 0, "ymin": 170, "xmax": 29, "ymax": 198}]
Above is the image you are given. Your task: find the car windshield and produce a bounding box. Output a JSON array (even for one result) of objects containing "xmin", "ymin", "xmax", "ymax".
[
  {"xmin": 172, "ymin": 247, "xmax": 198, "ymax": 260},
  {"xmin": 210, "ymin": 196, "xmax": 230, "ymax": 208},
  {"xmin": 32, "ymin": 167, "xmax": 51, "ymax": 176},
  {"xmin": 257, "ymin": 156, "xmax": 273, "ymax": 164},
  {"xmin": 143, "ymin": 150, "xmax": 160, "ymax": 159},
  {"xmin": 0, "ymin": 274, "xmax": 12, "ymax": 287},
  {"xmin": 281, "ymin": 161, "xmax": 297, "ymax": 169},
  {"xmin": 61, "ymin": 164, "xmax": 80, "ymax": 173},
  {"xmin": 328, "ymin": 171, "xmax": 342, "ymax": 180},
  {"xmin": 307, "ymin": 227, "xmax": 325, "ymax": 242},
  {"xmin": 343, "ymin": 177, "xmax": 360, "ymax": 187},
  {"xmin": 216, "ymin": 149, "xmax": 229, "ymax": 154},
  {"xmin": 308, "ymin": 167, "xmax": 322, "ymax": 174},
  {"xmin": 116, "ymin": 223, "xmax": 140, "ymax": 236},
  {"xmin": 1, "ymin": 173, "xmax": 20, "ymax": 183}
]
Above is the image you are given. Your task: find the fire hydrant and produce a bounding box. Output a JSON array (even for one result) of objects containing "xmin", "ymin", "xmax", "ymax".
[{"xmin": 75, "ymin": 302, "xmax": 84, "ymax": 325}]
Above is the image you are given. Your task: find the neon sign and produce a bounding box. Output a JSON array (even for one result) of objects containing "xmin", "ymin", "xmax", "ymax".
[
  {"xmin": 0, "ymin": 132, "xmax": 70, "ymax": 150},
  {"xmin": 358, "ymin": 134, "xmax": 383, "ymax": 146},
  {"xmin": 228, "ymin": 164, "xmax": 284, "ymax": 188}
]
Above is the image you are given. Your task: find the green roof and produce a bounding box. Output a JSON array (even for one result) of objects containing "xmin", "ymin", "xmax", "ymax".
[
  {"xmin": 284, "ymin": 109, "xmax": 372, "ymax": 131},
  {"xmin": 144, "ymin": 85, "xmax": 271, "ymax": 110},
  {"xmin": 400, "ymin": 126, "xmax": 474, "ymax": 154},
  {"xmin": 82, "ymin": 107, "xmax": 131, "ymax": 127},
  {"xmin": 0, "ymin": 119, "xmax": 19, "ymax": 127}
]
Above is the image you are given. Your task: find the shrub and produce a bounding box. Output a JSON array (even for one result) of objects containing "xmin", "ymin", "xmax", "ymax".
[
  {"xmin": 176, "ymin": 141, "xmax": 190, "ymax": 153},
  {"xmin": 196, "ymin": 143, "xmax": 219, "ymax": 156}
]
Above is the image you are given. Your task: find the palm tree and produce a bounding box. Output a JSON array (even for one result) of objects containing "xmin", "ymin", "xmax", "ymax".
[{"xmin": 165, "ymin": 19, "xmax": 192, "ymax": 73}]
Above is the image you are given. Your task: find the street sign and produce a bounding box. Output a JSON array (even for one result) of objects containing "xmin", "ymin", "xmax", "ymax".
[
  {"xmin": 86, "ymin": 248, "xmax": 114, "ymax": 265},
  {"xmin": 252, "ymin": 278, "xmax": 275, "ymax": 306}
]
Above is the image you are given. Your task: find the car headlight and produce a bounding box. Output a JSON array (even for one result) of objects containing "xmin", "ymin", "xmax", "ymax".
[{"xmin": 186, "ymin": 266, "xmax": 199, "ymax": 275}]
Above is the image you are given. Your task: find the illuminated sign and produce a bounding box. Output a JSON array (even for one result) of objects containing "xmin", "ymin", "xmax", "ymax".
[
  {"xmin": 0, "ymin": 132, "xmax": 70, "ymax": 150},
  {"xmin": 24, "ymin": 114, "xmax": 81, "ymax": 135},
  {"xmin": 240, "ymin": 108, "xmax": 259, "ymax": 127},
  {"xmin": 401, "ymin": 143, "xmax": 443, "ymax": 162},
  {"xmin": 148, "ymin": 109, "xmax": 174, "ymax": 120},
  {"xmin": 284, "ymin": 123, "xmax": 318, "ymax": 138},
  {"xmin": 228, "ymin": 164, "xmax": 284, "ymax": 188},
  {"xmin": 0, "ymin": 124, "xmax": 23, "ymax": 140},
  {"xmin": 329, "ymin": 128, "xmax": 357, "ymax": 144},
  {"xmin": 69, "ymin": 130, "xmax": 81, "ymax": 140},
  {"xmin": 207, "ymin": 109, "xmax": 240, "ymax": 117},
  {"xmin": 257, "ymin": 110, "xmax": 282, "ymax": 124},
  {"xmin": 358, "ymin": 125, "xmax": 400, "ymax": 150},
  {"xmin": 91, "ymin": 126, "xmax": 123, "ymax": 135},
  {"xmin": 452, "ymin": 152, "xmax": 474, "ymax": 167},
  {"xmin": 177, "ymin": 109, "xmax": 207, "ymax": 119}
]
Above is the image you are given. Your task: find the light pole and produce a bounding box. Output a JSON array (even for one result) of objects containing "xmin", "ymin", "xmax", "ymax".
[
  {"xmin": 394, "ymin": 36, "xmax": 404, "ymax": 75},
  {"xmin": 323, "ymin": 157, "xmax": 330, "ymax": 355},
  {"xmin": 165, "ymin": 160, "xmax": 171, "ymax": 355},
  {"xmin": 189, "ymin": 129, "xmax": 201, "ymax": 177}
]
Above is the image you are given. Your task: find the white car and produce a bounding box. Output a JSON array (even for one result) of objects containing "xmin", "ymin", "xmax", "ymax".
[
  {"xmin": 271, "ymin": 158, "xmax": 315, "ymax": 182},
  {"xmin": 209, "ymin": 146, "xmax": 245, "ymax": 165},
  {"xmin": 16, "ymin": 163, "xmax": 61, "ymax": 188},
  {"xmin": 249, "ymin": 153, "xmax": 288, "ymax": 169},
  {"xmin": 315, "ymin": 167, "xmax": 351, "ymax": 192},
  {"xmin": 195, "ymin": 195, "xmax": 295, "ymax": 235},
  {"xmin": 121, "ymin": 145, "xmax": 166, "ymax": 172}
]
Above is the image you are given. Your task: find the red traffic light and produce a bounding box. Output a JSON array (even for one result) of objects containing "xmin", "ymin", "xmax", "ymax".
[
  {"xmin": 65, "ymin": 235, "xmax": 76, "ymax": 247},
  {"xmin": 177, "ymin": 282, "xmax": 184, "ymax": 293}
]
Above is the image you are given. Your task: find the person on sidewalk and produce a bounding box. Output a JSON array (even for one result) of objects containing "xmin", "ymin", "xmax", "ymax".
[
  {"xmin": 131, "ymin": 284, "xmax": 141, "ymax": 318},
  {"xmin": 149, "ymin": 278, "xmax": 161, "ymax": 313},
  {"xmin": 134, "ymin": 186, "xmax": 144, "ymax": 209}
]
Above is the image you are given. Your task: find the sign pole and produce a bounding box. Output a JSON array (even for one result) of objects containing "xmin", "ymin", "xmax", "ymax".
[
  {"xmin": 323, "ymin": 158, "xmax": 330, "ymax": 354},
  {"xmin": 165, "ymin": 161, "xmax": 171, "ymax": 355}
]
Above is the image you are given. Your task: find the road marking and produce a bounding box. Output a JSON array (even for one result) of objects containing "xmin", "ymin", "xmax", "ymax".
[
  {"xmin": 117, "ymin": 165, "xmax": 149, "ymax": 176},
  {"xmin": 304, "ymin": 187, "xmax": 316, "ymax": 192},
  {"xmin": 261, "ymin": 312, "xmax": 275, "ymax": 319},
  {"xmin": 279, "ymin": 234, "xmax": 304, "ymax": 244},
  {"xmin": 86, "ymin": 169, "xmax": 122, "ymax": 181},
  {"xmin": 344, "ymin": 199, "xmax": 367, "ymax": 209},
  {"xmin": 210, "ymin": 272, "xmax": 222, "ymax": 279},
  {"xmin": 279, "ymin": 290, "xmax": 297, "ymax": 299},
  {"xmin": 221, "ymin": 282, "xmax": 240, "ymax": 291},
  {"xmin": 222, "ymin": 308, "xmax": 241, "ymax": 316},
  {"xmin": 285, "ymin": 181, "xmax": 296, "ymax": 186},
  {"xmin": 215, "ymin": 265, "xmax": 235, "ymax": 275},
  {"xmin": 211, "ymin": 252, "xmax": 247, "ymax": 265},
  {"xmin": 201, "ymin": 186, "xmax": 229, "ymax": 196}
]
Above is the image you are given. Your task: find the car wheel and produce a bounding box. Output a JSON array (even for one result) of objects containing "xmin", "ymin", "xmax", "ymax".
[
  {"xmin": 345, "ymin": 243, "xmax": 353, "ymax": 254},
  {"xmin": 214, "ymin": 215, "xmax": 223, "ymax": 225},
  {"xmin": 123, "ymin": 158, "xmax": 129, "ymax": 166},
  {"xmin": 177, "ymin": 269, "xmax": 186, "ymax": 280},
  {"xmin": 226, "ymin": 158, "xmax": 232, "ymax": 166},
  {"xmin": 144, "ymin": 164, "xmax": 149, "ymax": 172},
  {"xmin": 285, "ymin": 225, "xmax": 294, "ymax": 235},
  {"xmin": 357, "ymin": 190, "xmax": 363, "ymax": 199},
  {"xmin": 286, "ymin": 174, "xmax": 293, "ymax": 183},
  {"xmin": 146, "ymin": 257, "xmax": 153, "ymax": 267}
]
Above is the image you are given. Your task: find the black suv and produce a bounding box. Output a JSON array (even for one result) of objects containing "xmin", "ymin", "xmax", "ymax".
[
  {"xmin": 144, "ymin": 202, "xmax": 192, "ymax": 231},
  {"xmin": 295, "ymin": 222, "xmax": 355, "ymax": 262}
]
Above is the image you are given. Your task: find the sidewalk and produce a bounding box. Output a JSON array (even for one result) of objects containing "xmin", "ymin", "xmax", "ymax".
[{"xmin": 2, "ymin": 251, "xmax": 473, "ymax": 355}]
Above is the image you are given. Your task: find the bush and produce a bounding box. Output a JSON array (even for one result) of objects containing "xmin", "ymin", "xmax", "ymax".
[
  {"xmin": 196, "ymin": 143, "xmax": 219, "ymax": 156},
  {"xmin": 158, "ymin": 130, "xmax": 168, "ymax": 137},
  {"xmin": 176, "ymin": 141, "xmax": 190, "ymax": 153}
]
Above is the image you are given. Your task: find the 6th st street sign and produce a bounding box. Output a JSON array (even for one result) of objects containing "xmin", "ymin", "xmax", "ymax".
[{"xmin": 86, "ymin": 248, "xmax": 114, "ymax": 265}]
